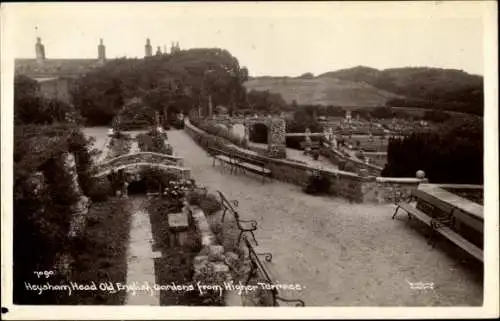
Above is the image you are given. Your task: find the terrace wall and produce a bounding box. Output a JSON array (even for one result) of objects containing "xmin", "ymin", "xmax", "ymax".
[{"xmin": 185, "ymin": 118, "xmax": 426, "ymax": 204}]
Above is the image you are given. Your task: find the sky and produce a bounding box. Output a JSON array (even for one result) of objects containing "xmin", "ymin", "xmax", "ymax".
[{"xmin": 4, "ymin": 1, "xmax": 491, "ymax": 76}]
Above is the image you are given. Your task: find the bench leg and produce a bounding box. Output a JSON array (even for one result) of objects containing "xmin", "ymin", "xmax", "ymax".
[
  {"xmin": 250, "ymin": 231, "xmax": 259, "ymax": 246},
  {"xmin": 426, "ymin": 232, "xmax": 436, "ymax": 248},
  {"xmin": 392, "ymin": 206, "xmax": 401, "ymax": 220},
  {"xmin": 221, "ymin": 206, "xmax": 227, "ymax": 223},
  {"xmin": 237, "ymin": 230, "xmax": 244, "ymax": 247}
]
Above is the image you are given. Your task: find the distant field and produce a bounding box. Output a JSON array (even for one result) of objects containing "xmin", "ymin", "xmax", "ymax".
[{"xmin": 244, "ymin": 77, "xmax": 402, "ymax": 107}]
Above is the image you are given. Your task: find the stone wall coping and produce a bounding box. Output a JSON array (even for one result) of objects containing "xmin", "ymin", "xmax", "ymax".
[
  {"xmin": 323, "ymin": 142, "xmax": 383, "ymax": 171},
  {"xmin": 94, "ymin": 162, "xmax": 190, "ymax": 177},
  {"xmin": 417, "ymin": 183, "xmax": 483, "ymax": 220},
  {"xmin": 375, "ymin": 177, "xmax": 427, "ymax": 184},
  {"xmin": 187, "ymin": 119, "xmax": 368, "ymax": 181},
  {"xmin": 99, "ymin": 151, "xmax": 183, "ymax": 166}
]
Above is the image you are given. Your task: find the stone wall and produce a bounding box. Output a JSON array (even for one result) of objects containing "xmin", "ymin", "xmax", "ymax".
[
  {"xmin": 96, "ymin": 151, "xmax": 184, "ymax": 174},
  {"xmin": 185, "ymin": 119, "xmax": 426, "ymax": 204},
  {"xmin": 319, "ymin": 143, "xmax": 383, "ymax": 177}
]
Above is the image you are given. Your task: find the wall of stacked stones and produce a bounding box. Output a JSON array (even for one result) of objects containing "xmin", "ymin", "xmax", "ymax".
[
  {"xmin": 185, "ymin": 119, "xmax": 425, "ymax": 204},
  {"xmin": 97, "ymin": 152, "xmax": 182, "ymax": 173},
  {"xmin": 319, "ymin": 143, "xmax": 383, "ymax": 177}
]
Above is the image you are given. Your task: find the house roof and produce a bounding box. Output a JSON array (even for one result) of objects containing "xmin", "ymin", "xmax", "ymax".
[{"xmin": 15, "ymin": 58, "xmax": 104, "ymax": 78}]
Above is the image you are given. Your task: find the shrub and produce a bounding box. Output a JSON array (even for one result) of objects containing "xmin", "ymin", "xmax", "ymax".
[
  {"xmin": 190, "ymin": 119, "xmax": 247, "ymax": 148},
  {"xmin": 188, "ymin": 191, "xmax": 222, "ymax": 215},
  {"xmin": 87, "ymin": 180, "xmax": 111, "ymax": 202},
  {"xmin": 303, "ymin": 172, "xmax": 331, "ymax": 195}
]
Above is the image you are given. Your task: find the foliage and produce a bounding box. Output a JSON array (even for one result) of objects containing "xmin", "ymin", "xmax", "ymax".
[
  {"xmin": 422, "ymin": 109, "xmax": 451, "ymax": 123},
  {"xmin": 303, "ymin": 171, "xmax": 331, "ymax": 195},
  {"xmin": 107, "ymin": 136, "xmax": 132, "ymax": 159},
  {"xmin": 114, "ymin": 98, "xmax": 157, "ymax": 130},
  {"xmin": 64, "ymin": 198, "xmax": 131, "ymax": 305},
  {"xmin": 71, "ymin": 49, "xmax": 249, "ymax": 126},
  {"xmin": 187, "ymin": 191, "xmax": 222, "ymax": 216},
  {"xmin": 13, "ymin": 125, "xmax": 95, "ymax": 304},
  {"xmin": 382, "ymin": 117, "xmax": 483, "ymax": 184},
  {"xmin": 190, "ymin": 118, "xmax": 248, "ymax": 148},
  {"xmin": 87, "ymin": 179, "xmax": 112, "ymax": 202},
  {"xmin": 14, "ymin": 75, "xmax": 82, "ymax": 125},
  {"xmin": 286, "ymin": 108, "xmax": 323, "ymax": 149},
  {"xmin": 320, "ymin": 66, "xmax": 483, "ymax": 116},
  {"xmin": 136, "ymin": 129, "xmax": 173, "ymax": 155},
  {"xmin": 246, "ymin": 89, "xmax": 288, "ymax": 113}
]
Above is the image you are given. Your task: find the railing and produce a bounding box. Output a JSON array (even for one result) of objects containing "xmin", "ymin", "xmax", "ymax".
[{"xmin": 96, "ymin": 152, "xmax": 183, "ymax": 173}]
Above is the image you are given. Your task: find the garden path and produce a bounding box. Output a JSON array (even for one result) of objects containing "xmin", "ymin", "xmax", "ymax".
[
  {"xmin": 82, "ymin": 127, "xmax": 110, "ymax": 162},
  {"xmin": 166, "ymin": 128, "xmax": 482, "ymax": 306},
  {"xmin": 125, "ymin": 196, "xmax": 160, "ymax": 305}
]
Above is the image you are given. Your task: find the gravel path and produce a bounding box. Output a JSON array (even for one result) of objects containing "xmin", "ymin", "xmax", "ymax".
[{"xmin": 167, "ymin": 129, "xmax": 482, "ymax": 306}]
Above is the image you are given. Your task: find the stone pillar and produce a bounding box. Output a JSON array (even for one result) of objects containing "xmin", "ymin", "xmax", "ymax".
[
  {"xmin": 208, "ymin": 95, "xmax": 213, "ymax": 117},
  {"xmin": 63, "ymin": 152, "xmax": 90, "ymax": 238},
  {"xmin": 267, "ymin": 117, "xmax": 286, "ymax": 158}
]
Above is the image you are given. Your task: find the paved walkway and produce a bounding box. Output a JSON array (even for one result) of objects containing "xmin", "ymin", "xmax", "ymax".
[
  {"xmin": 167, "ymin": 129, "xmax": 482, "ymax": 306},
  {"xmin": 125, "ymin": 197, "xmax": 160, "ymax": 305}
]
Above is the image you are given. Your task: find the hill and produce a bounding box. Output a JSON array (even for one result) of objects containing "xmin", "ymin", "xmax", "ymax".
[
  {"xmin": 244, "ymin": 76, "xmax": 402, "ymax": 107},
  {"xmin": 245, "ymin": 66, "xmax": 483, "ymax": 115}
]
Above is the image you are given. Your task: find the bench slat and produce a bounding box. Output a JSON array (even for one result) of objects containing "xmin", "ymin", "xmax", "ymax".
[
  {"xmin": 237, "ymin": 162, "xmax": 271, "ymax": 174},
  {"xmin": 215, "ymin": 155, "xmax": 233, "ymax": 162},
  {"xmin": 398, "ymin": 203, "xmax": 433, "ymax": 226},
  {"xmin": 397, "ymin": 202, "xmax": 483, "ymax": 262},
  {"xmin": 436, "ymin": 227, "xmax": 483, "ymax": 262}
]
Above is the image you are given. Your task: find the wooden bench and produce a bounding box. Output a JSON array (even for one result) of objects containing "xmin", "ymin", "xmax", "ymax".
[
  {"xmin": 217, "ymin": 190, "xmax": 259, "ymax": 246},
  {"xmin": 208, "ymin": 146, "xmax": 271, "ymax": 183},
  {"xmin": 207, "ymin": 146, "xmax": 234, "ymax": 172},
  {"xmin": 393, "ymin": 199, "xmax": 483, "ymax": 262},
  {"xmin": 230, "ymin": 152, "xmax": 272, "ymax": 183},
  {"xmin": 243, "ymin": 236, "xmax": 306, "ymax": 307}
]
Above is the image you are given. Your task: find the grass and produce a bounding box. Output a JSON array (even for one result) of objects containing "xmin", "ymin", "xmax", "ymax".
[{"xmin": 63, "ymin": 197, "xmax": 132, "ymax": 305}]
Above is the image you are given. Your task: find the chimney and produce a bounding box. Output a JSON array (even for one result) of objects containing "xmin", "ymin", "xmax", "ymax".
[
  {"xmin": 145, "ymin": 38, "xmax": 152, "ymax": 57},
  {"xmin": 98, "ymin": 38, "xmax": 106, "ymax": 63},
  {"xmin": 35, "ymin": 37, "xmax": 45, "ymax": 64},
  {"xmin": 156, "ymin": 46, "xmax": 162, "ymax": 56}
]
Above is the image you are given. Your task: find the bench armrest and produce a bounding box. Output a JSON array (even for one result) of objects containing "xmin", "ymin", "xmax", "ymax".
[{"xmin": 239, "ymin": 219, "xmax": 258, "ymax": 229}]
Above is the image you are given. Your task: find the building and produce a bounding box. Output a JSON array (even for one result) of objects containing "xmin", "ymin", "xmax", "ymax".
[{"xmin": 15, "ymin": 37, "xmax": 180, "ymax": 104}]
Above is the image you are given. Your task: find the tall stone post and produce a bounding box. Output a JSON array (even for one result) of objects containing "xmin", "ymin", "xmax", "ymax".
[
  {"xmin": 62, "ymin": 152, "xmax": 90, "ymax": 238},
  {"xmin": 243, "ymin": 119, "xmax": 250, "ymax": 143},
  {"xmin": 208, "ymin": 95, "xmax": 213, "ymax": 117},
  {"xmin": 267, "ymin": 117, "xmax": 286, "ymax": 158}
]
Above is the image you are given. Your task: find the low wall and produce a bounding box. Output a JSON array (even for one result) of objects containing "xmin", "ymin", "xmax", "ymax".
[
  {"xmin": 185, "ymin": 118, "xmax": 426, "ymax": 204},
  {"xmin": 320, "ymin": 143, "xmax": 383, "ymax": 177}
]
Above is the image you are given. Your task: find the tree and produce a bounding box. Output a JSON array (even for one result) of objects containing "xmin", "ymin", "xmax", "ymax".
[
  {"xmin": 14, "ymin": 75, "xmax": 77, "ymax": 125},
  {"xmin": 382, "ymin": 117, "xmax": 483, "ymax": 184}
]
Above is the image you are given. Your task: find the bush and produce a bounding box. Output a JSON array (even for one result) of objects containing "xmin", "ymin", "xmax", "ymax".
[
  {"xmin": 303, "ymin": 172, "xmax": 331, "ymax": 195},
  {"xmin": 137, "ymin": 130, "xmax": 173, "ymax": 155},
  {"xmin": 191, "ymin": 118, "xmax": 247, "ymax": 148},
  {"xmin": 188, "ymin": 191, "xmax": 222, "ymax": 215},
  {"xmin": 88, "ymin": 180, "xmax": 111, "ymax": 202},
  {"xmin": 382, "ymin": 117, "xmax": 482, "ymax": 184}
]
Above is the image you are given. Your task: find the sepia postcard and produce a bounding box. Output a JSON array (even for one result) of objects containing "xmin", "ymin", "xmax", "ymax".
[{"xmin": 1, "ymin": 1, "xmax": 498, "ymax": 319}]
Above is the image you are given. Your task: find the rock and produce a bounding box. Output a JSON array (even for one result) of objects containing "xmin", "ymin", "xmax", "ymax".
[
  {"xmin": 207, "ymin": 245, "xmax": 224, "ymax": 257},
  {"xmin": 211, "ymin": 263, "xmax": 230, "ymax": 273},
  {"xmin": 225, "ymin": 251, "xmax": 239, "ymax": 261},
  {"xmin": 193, "ymin": 255, "xmax": 209, "ymax": 266}
]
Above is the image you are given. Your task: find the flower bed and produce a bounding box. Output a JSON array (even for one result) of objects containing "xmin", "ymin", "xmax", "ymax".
[
  {"xmin": 106, "ymin": 133, "xmax": 132, "ymax": 160},
  {"xmin": 62, "ymin": 197, "xmax": 131, "ymax": 305},
  {"xmin": 137, "ymin": 129, "xmax": 173, "ymax": 155}
]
